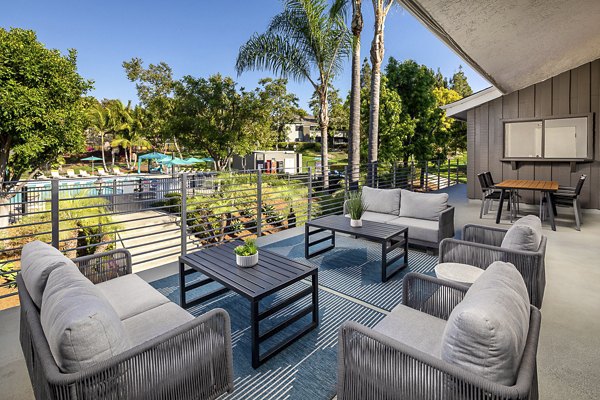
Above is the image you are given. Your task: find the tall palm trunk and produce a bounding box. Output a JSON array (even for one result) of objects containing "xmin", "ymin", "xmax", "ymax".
[
  {"xmin": 348, "ymin": 0, "xmax": 363, "ymax": 187},
  {"xmin": 318, "ymin": 88, "xmax": 329, "ymax": 189},
  {"xmin": 368, "ymin": 0, "xmax": 393, "ymax": 165},
  {"xmin": 101, "ymin": 131, "xmax": 108, "ymax": 171}
]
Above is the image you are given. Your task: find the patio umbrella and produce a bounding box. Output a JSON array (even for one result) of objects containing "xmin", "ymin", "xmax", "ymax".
[
  {"xmin": 137, "ymin": 152, "xmax": 168, "ymax": 173},
  {"xmin": 184, "ymin": 157, "xmax": 204, "ymax": 164},
  {"xmin": 81, "ymin": 156, "xmax": 103, "ymax": 172}
]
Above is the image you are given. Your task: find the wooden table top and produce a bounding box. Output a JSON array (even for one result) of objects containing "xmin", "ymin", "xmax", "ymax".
[{"xmin": 495, "ymin": 179, "xmax": 559, "ymax": 191}]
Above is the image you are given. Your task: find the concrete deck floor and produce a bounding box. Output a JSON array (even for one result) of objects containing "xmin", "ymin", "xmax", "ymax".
[{"xmin": 1, "ymin": 184, "xmax": 599, "ymax": 399}]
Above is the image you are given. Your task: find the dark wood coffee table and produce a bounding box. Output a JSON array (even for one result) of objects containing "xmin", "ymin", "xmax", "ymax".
[
  {"xmin": 305, "ymin": 215, "xmax": 408, "ymax": 282},
  {"xmin": 179, "ymin": 241, "xmax": 318, "ymax": 368}
]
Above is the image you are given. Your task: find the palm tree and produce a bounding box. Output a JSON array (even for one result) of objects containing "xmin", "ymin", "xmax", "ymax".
[
  {"xmin": 86, "ymin": 103, "xmax": 113, "ymax": 171},
  {"xmin": 236, "ymin": 0, "xmax": 350, "ymax": 188},
  {"xmin": 111, "ymin": 105, "xmax": 150, "ymax": 169},
  {"xmin": 368, "ymin": 0, "xmax": 395, "ymax": 166},
  {"xmin": 331, "ymin": 0, "xmax": 363, "ymax": 187}
]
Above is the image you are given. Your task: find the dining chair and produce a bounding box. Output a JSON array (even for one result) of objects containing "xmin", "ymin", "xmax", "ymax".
[
  {"xmin": 548, "ymin": 174, "xmax": 586, "ymax": 230},
  {"xmin": 477, "ymin": 172, "xmax": 512, "ymax": 219}
]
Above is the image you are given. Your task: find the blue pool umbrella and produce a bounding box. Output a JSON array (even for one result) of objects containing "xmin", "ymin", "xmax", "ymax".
[
  {"xmin": 137, "ymin": 152, "xmax": 168, "ymax": 173},
  {"xmin": 81, "ymin": 156, "xmax": 103, "ymax": 171},
  {"xmin": 184, "ymin": 157, "xmax": 204, "ymax": 163}
]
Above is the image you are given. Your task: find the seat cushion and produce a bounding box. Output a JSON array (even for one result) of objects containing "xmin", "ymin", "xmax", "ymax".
[
  {"xmin": 20, "ymin": 240, "xmax": 78, "ymax": 308},
  {"xmin": 352, "ymin": 210, "xmax": 398, "ymax": 224},
  {"xmin": 123, "ymin": 302, "xmax": 194, "ymax": 347},
  {"xmin": 399, "ymin": 189, "xmax": 449, "ymax": 220},
  {"xmin": 96, "ymin": 274, "xmax": 170, "ymax": 320},
  {"xmin": 388, "ymin": 217, "xmax": 439, "ymax": 244},
  {"xmin": 41, "ymin": 265, "xmax": 130, "ymax": 373},
  {"xmin": 361, "ymin": 186, "xmax": 401, "ymax": 215},
  {"xmin": 375, "ymin": 303, "xmax": 446, "ymax": 358},
  {"xmin": 435, "ymin": 262, "xmax": 484, "ymax": 285},
  {"xmin": 441, "ymin": 261, "xmax": 530, "ymax": 386},
  {"xmin": 501, "ymin": 215, "xmax": 542, "ymax": 252}
]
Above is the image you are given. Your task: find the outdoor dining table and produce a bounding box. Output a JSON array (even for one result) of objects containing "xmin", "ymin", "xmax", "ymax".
[{"xmin": 495, "ymin": 179, "xmax": 559, "ymax": 231}]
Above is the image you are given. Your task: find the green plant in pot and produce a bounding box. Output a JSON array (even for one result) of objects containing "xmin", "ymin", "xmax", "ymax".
[
  {"xmin": 346, "ymin": 191, "xmax": 366, "ymax": 228},
  {"xmin": 234, "ymin": 238, "xmax": 259, "ymax": 268}
]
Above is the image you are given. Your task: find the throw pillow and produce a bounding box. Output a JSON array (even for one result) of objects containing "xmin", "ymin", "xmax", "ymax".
[
  {"xmin": 361, "ymin": 186, "xmax": 401, "ymax": 215},
  {"xmin": 501, "ymin": 215, "xmax": 543, "ymax": 252},
  {"xmin": 399, "ymin": 189, "xmax": 448, "ymax": 220}
]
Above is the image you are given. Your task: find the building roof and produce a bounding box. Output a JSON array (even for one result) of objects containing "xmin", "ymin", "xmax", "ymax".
[
  {"xmin": 399, "ymin": 0, "xmax": 600, "ymax": 94},
  {"xmin": 441, "ymin": 87, "xmax": 502, "ymax": 120}
]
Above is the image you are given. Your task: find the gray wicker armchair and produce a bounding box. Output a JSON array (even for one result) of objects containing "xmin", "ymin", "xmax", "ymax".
[
  {"xmin": 338, "ymin": 273, "xmax": 541, "ymax": 400},
  {"xmin": 18, "ymin": 248, "xmax": 234, "ymax": 400},
  {"xmin": 439, "ymin": 224, "xmax": 546, "ymax": 308}
]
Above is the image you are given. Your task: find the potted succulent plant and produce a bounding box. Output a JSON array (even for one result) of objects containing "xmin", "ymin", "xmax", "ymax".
[
  {"xmin": 234, "ymin": 238, "xmax": 259, "ymax": 268},
  {"xmin": 346, "ymin": 191, "xmax": 365, "ymax": 228}
]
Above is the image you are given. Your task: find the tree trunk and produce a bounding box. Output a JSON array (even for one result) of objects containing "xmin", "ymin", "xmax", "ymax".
[
  {"xmin": 124, "ymin": 149, "xmax": 130, "ymax": 170},
  {"xmin": 368, "ymin": 0, "xmax": 392, "ymax": 164},
  {"xmin": 173, "ymin": 137, "xmax": 183, "ymax": 159},
  {"xmin": 319, "ymin": 89, "xmax": 329, "ymax": 190},
  {"xmin": 349, "ymin": 0, "xmax": 363, "ymax": 188},
  {"xmin": 101, "ymin": 132, "xmax": 108, "ymax": 172}
]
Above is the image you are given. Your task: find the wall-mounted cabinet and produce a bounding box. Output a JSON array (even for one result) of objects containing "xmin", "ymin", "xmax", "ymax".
[{"xmin": 501, "ymin": 113, "xmax": 594, "ymax": 170}]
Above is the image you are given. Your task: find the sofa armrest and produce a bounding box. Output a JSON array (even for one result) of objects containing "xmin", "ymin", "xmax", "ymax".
[
  {"xmin": 439, "ymin": 238, "xmax": 546, "ymax": 308},
  {"xmin": 72, "ymin": 249, "xmax": 132, "ymax": 284},
  {"xmin": 462, "ymin": 224, "xmax": 507, "ymax": 246},
  {"xmin": 402, "ymin": 272, "xmax": 469, "ymax": 321},
  {"xmin": 337, "ymin": 313, "xmax": 540, "ymax": 400},
  {"xmin": 438, "ymin": 205, "xmax": 455, "ymax": 243},
  {"xmin": 40, "ymin": 308, "xmax": 234, "ymax": 400}
]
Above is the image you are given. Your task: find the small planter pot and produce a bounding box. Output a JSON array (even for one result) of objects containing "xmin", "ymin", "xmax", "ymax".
[
  {"xmin": 350, "ymin": 218, "xmax": 363, "ymax": 228},
  {"xmin": 236, "ymin": 252, "xmax": 259, "ymax": 268}
]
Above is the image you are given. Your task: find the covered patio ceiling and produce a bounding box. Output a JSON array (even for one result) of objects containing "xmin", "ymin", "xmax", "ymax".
[{"xmin": 399, "ymin": 0, "xmax": 600, "ymax": 94}]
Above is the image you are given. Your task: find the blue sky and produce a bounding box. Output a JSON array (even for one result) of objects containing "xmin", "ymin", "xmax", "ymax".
[{"xmin": 1, "ymin": 0, "xmax": 490, "ymax": 110}]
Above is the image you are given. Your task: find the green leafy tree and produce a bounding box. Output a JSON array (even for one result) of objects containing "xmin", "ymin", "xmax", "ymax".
[
  {"xmin": 256, "ymin": 78, "xmax": 303, "ymax": 142},
  {"xmin": 450, "ymin": 65, "xmax": 473, "ymax": 98},
  {"xmin": 0, "ymin": 28, "xmax": 91, "ymax": 195},
  {"xmin": 111, "ymin": 104, "xmax": 151, "ymax": 169},
  {"xmin": 236, "ymin": 0, "xmax": 351, "ymax": 188},
  {"xmin": 169, "ymin": 74, "xmax": 273, "ymax": 170}
]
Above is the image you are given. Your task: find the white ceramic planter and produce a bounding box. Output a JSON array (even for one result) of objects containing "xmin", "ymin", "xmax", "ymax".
[
  {"xmin": 236, "ymin": 251, "xmax": 259, "ymax": 268},
  {"xmin": 350, "ymin": 218, "xmax": 363, "ymax": 228}
]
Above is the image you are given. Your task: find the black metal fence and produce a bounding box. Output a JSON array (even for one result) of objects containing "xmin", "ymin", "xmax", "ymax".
[{"xmin": 0, "ymin": 160, "xmax": 466, "ymax": 303}]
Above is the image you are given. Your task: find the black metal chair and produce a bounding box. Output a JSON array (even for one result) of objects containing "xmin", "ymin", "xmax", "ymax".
[
  {"xmin": 549, "ymin": 174, "xmax": 586, "ymax": 230},
  {"xmin": 477, "ymin": 172, "xmax": 512, "ymax": 219}
]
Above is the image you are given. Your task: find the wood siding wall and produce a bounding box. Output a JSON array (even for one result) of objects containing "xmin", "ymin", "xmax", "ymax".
[{"xmin": 467, "ymin": 60, "xmax": 600, "ymax": 209}]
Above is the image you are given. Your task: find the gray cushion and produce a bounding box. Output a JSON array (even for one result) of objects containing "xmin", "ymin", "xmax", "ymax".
[
  {"xmin": 20, "ymin": 240, "xmax": 78, "ymax": 308},
  {"xmin": 435, "ymin": 262, "xmax": 484, "ymax": 285},
  {"xmin": 501, "ymin": 215, "xmax": 543, "ymax": 252},
  {"xmin": 399, "ymin": 189, "xmax": 448, "ymax": 220},
  {"xmin": 123, "ymin": 302, "xmax": 194, "ymax": 347},
  {"xmin": 375, "ymin": 303, "xmax": 446, "ymax": 358},
  {"xmin": 350, "ymin": 210, "xmax": 398, "ymax": 224},
  {"xmin": 41, "ymin": 265, "xmax": 130, "ymax": 373},
  {"xmin": 96, "ymin": 274, "xmax": 170, "ymax": 320},
  {"xmin": 388, "ymin": 217, "xmax": 439, "ymax": 244},
  {"xmin": 441, "ymin": 261, "xmax": 530, "ymax": 385},
  {"xmin": 362, "ymin": 186, "xmax": 401, "ymax": 215}
]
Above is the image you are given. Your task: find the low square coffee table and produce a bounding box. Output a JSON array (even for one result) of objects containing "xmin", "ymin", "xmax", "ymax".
[
  {"xmin": 305, "ymin": 214, "xmax": 408, "ymax": 282},
  {"xmin": 179, "ymin": 241, "xmax": 318, "ymax": 368}
]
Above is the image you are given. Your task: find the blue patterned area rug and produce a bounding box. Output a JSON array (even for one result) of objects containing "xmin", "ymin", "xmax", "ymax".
[
  {"xmin": 263, "ymin": 233, "xmax": 438, "ymax": 311},
  {"xmin": 150, "ymin": 275, "xmax": 384, "ymax": 400}
]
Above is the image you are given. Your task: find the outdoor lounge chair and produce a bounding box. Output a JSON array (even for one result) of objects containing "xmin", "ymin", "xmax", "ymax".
[
  {"xmin": 79, "ymin": 169, "xmax": 90, "ymax": 177},
  {"xmin": 438, "ymin": 215, "xmax": 546, "ymax": 308},
  {"xmin": 338, "ymin": 263, "xmax": 541, "ymax": 400},
  {"xmin": 113, "ymin": 166, "xmax": 125, "ymax": 175},
  {"xmin": 17, "ymin": 242, "xmax": 234, "ymax": 400},
  {"xmin": 50, "ymin": 170, "xmax": 63, "ymax": 179},
  {"xmin": 97, "ymin": 167, "xmax": 109, "ymax": 176},
  {"xmin": 66, "ymin": 169, "xmax": 77, "ymax": 178}
]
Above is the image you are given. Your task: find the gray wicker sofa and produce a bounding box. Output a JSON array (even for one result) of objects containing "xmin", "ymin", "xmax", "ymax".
[
  {"xmin": 344, "ymin": 186, "xmax": 455, "ymax": 250},
  {"xmin": 338, "ymin": 262, "xmax": 541, "ymax": 400},
  {"xmin": 18, "ymin": 241, "xmax": 234, "ymax": 400}
]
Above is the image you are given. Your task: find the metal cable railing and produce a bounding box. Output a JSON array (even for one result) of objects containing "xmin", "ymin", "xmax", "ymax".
[{"xmin": 0, "ymin": 159, "xmax": 466, "ymax": 304}]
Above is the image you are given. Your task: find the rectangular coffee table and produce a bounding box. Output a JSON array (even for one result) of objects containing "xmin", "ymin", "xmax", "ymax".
[
  {"xmin": 305, "ymin": 214, "xmax": 408, "ymax": 282},
  {"xmin": 179, "ymin": 241, "xmax": 318, "ymax": 368}
]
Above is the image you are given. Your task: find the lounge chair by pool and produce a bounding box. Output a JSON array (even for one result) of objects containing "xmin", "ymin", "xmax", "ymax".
[
  {"xmin": 79, "ymin": 170, "xmax": 91, "ymax": 177},
  {"xmin": 66, "ymin": 169, "xmax": 77, "ymax": 178},
  {"xmin": 113, "ymin": 167, "xmax": 125, "ymax": 175},
  {"xmin": 50, "ymin": 170, "xmax": 63, "ymax": 179},
  {"xmin": 97, "ymin": 168, "xmax": 109, "ymax": 176}
]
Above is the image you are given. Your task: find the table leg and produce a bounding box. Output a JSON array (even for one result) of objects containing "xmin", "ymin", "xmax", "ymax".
[
  {"xmin": 546, "ymin": 192, "xmax": 557, "ymax": 231},
  {"xmin": 251, "ymin": 299, "xmax": 260, "ymax": 369},
  {"xmin": 381, "ymin": 241, "xmax": 387, "ymax": 282},
  {"xmin": 179, "ymin": 260, "xmax": 186, "ymax": 308},
  {"xmin": 496, "ymin": 189, "xmax": 506, "ymax": 224},
  {"xmin": 304, "ymin": 224, "xmax": 309, "ymax": 258},
  {"xmin": 312, "ymin": 273, "xmax": 319, "ymax": 325}
]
